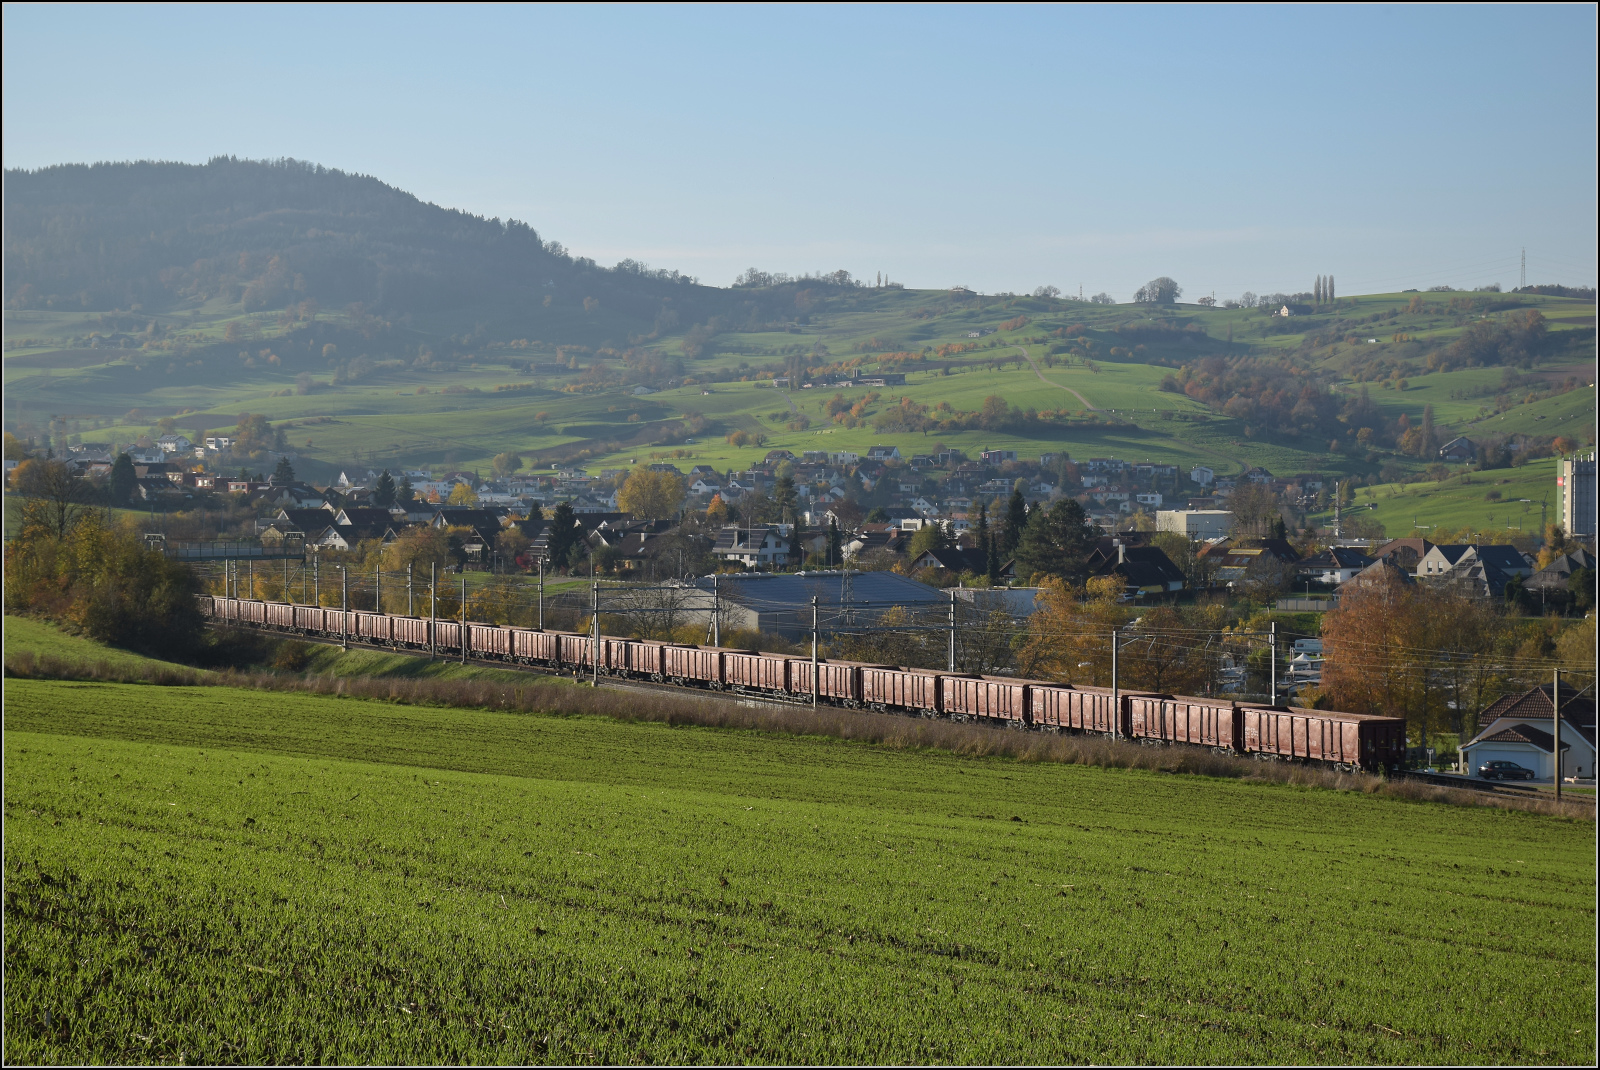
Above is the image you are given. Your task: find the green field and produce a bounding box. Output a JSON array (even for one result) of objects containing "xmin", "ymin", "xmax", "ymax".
[
  {"xmin": 6, "ymin": 288, "xmax": 1594, "ymax": 523},
  {"xmin": 5, "ymin": 673, "xmax": 1594, "ymax": 1064},
  {"xmin": 1336, "ymin": 457, "xmax": 1564, "ymax": 539}
]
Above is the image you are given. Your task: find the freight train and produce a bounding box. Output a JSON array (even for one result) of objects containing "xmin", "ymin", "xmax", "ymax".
[{"xmin": 201, "ymin": 595, "xmax": 1406, "ymax": 774}]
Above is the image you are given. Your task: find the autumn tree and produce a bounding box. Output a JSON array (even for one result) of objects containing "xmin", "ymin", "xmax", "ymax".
[
  {"xmin": 11, "ymin": 459, "xmax": 96, "ymax": 538},
  {"xmin": 492, "ymin": 452, "xmax": 524, "ymax": 479},
  {"xmin": 618, "ymin": 467, "xmax": 686, "ymax": 520},
  {"xmin": 1014, "ymin": 576, "xmax": 1127, "ymax": 684},
  {"xmin": 447, "ymin": 482, "xmax": 479, "ymax": 506}
]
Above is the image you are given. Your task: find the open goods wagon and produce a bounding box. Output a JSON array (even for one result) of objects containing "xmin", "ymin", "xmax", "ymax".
[
  {"xmin": 1126, "ymin": 694, "xmax": 1239, "ymax": 752},
  {"xmin": 1241, "ymin": 705, "xmax": 1404, "ymax": 772}
]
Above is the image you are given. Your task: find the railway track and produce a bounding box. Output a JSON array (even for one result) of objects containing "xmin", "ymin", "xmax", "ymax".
[{"xmin": 1399, "ymin": 768, "xmax": 1595, "ymax": 804}]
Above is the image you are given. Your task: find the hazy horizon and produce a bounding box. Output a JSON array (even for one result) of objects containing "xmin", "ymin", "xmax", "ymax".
[{"xmin": 4, "ymin": 4, "xmax": 1595, "ymax": 299}]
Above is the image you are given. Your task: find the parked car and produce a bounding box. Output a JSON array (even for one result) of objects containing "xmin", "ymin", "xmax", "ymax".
[{"xmin": 1478, "ymin": 760, "xmax": 1536, "ymax": 781}]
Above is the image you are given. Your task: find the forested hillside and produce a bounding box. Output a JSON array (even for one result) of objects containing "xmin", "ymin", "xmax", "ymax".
[{"xmin": 3, "ymin": 158, "xmax": 750, "ymax": 342}]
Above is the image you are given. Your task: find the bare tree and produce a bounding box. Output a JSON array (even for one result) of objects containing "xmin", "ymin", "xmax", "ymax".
[{"xmin": 13, "ymin": 459, "xmax": 97, "ymax": 539}]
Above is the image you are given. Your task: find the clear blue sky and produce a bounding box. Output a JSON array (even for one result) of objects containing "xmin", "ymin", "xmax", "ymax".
[{"xmin": 4, "ymin": 4, "xmax": 1595, "ymax": 299}]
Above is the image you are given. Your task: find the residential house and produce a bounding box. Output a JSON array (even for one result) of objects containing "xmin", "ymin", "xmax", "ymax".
[
  {"xmin": 1417, "ymin": 545, "xmax": 1534, "ymax": 597},
  {"xmin": 1198, "ymin": 538, "xmax": 1300, "ymax": 585},
  {"xmin": 1294, "ymin": 546, "xmax": 1375, "ymax": 586},
  {"xmin": 1242, "ymin": 466, "xmax": 1275, "ymax": 484},
  {"xmin": 1371, "ymin": 538, "xmax": 1434, "ymax": 572},
  {"xmin": 866, "ymin": 445, "xmax": 902, "ymax": 461},
  {"xmin": 842, "ymin": 523, "xmax": 911, "ymax": 561},
  {"xmin": 1438, "ymin": 436, "xmax": 1475, "ymax": 462},
  {"xmin": 1526, "ymin": 549, "xmax": 1597, "ymax": 592},
  {"xmin": 155, "ymin": 434, "xmax": 193, "ymax": 455},
  {"xmin": 1461, "ymin": 685, "xmax": 1595, "ymax": 780},
  {"xmin": 980, "ymin": 449, "xmax": 1018, "ymax": 464},
  {"xmin": 908, "ymin": 546, "xmax": 989, "ymax": 576},
  {"xmin": 1086, "ymin": 539, "xmax": 1186, "ymax": 596},
  {"xmin": 712, "ymin": 525, "xmax": 791, "ymax": 569}
]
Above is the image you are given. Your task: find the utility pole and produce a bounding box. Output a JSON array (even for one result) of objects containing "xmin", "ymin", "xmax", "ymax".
[
  {"xmin": 592, "ymin": 574, "xmax": 601, "ymax": 688},
  {"xmin": 1333, "ymin": 481, "xmax": 1342, "ymax": 540},
  {"xmin": 711, "ymin": 574, "xmax": 720, "ymax": 647},
  {"xmin": 811, "ymin": 596, "xmax": 819, "ymax": 708},
  {"xmin": 1520, "ymin": 248, "xmax": 1526, "ymax": 291},
  {"xmin": 341, "ymin": 567, "xmax": 348, "ymax": 650},
  {"xmin": 537, "ymin": 555, "xmax": 545, "ymax": 630},
  {"xmin": 460, "ymin": 572, "xmax": 467, "ymax": 665},
  {"xmin": 429, "ymin": 561, "xmax": 436, "ymax": 660},
  {"xmin": 1270, "ymin": 621, "xmax": 1278, "ymax": 705},
  {"xmin": 314, "ymin": 555, "xmax": 320, "ymax": 607},
  {"xmin": 947, "ymin": 589, "xmax": 956, "ymax": 672},
  {"xmin": 408, "ymin": 561, "xmax": 414, "ymax": 616},
  {"xmin": 1110, "ymin": 630, "xmax": 1119, "ymax": 741},
  {"xmin": 1552, "ymin": 669, "xmax": 1561, "ymax": 800},
  {"xmin": 375, "ymin": 560, "xmax": 381, "ymax": 613}
]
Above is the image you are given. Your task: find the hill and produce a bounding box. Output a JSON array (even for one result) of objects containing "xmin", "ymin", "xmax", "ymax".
[{"xmin": 4, "ymin": 159, "xmax": 1594, "ymax": 510}]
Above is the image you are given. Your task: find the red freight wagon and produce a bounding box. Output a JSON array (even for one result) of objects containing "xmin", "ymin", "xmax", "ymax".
[
  {"xmin": 324, "ymin": 609, "xmax": 356, "ymax": 637},
  {"xmin": 627, "ymin": 641, "xmax": 667, "ymax": 677},
  {"xmin": 558, "ymin": 633, "xmax": 596, "ymax": 667},
  {"xmin": 392, "ymin": 616, "xmax": 430, "ymax": 648},
  {"xmin": 943, "ymin": 675, "xmax": 1028, "ymax": 722},
  {"xmin": 512, "ymin": 629, "xmax": 559, "ymax": 663},
  {"xmin": 788, "ymin": 659, "xmax": 856, "ymax": 702},
  {"xmin": 724, "ymin": 651, "xmax": 786, "ymax": 693},
  {"xmin": 1030, "ymin": 684, "xmax": 1121, "ymax": 734},
  {"xmin": 469, "ymin": 623, "xmax": 512, "ymax": 657},
  {"xmin": 294, "ymin": 605, "xmax": 325, "ymax": 632},
  {"xmin": 600, "ymin": 637, "xmax": 631, "ymax": 672},
  {"xmin": 266, "ymin": 602, "xmax": 295, "ymax": 629},
  {"xmin": 861, "ymin": 666, "xmax": 940, "ymax": 713},
  {"xmin": 432, "ymin": 619, "xmax": 462, "ymax": 650},
  {"xmin": 1127, "ymin": 695, "xmax": 1237, "ymax": 751},
  {"xmin": 239, "ymin": 600, "xmax": 267, "ymax": 624},
  {"xmin": 663, "ymin": 645, "xmax": 721, "ymax": 685},
  {"xmin": 1240, "ymin": 705, "xmax": 1404, "ymax": 771},
  {"xmin": 197, "ymin": 595, "xmax": 215, "ymax": 617},
  {"xmin": 358, "ymin": 612, "xmax": 392, "ymax": 642}
]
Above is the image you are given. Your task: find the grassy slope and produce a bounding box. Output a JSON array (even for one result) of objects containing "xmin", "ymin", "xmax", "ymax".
[
  {"xmin": 8, "ymin": 290, "xmax": 1593, "ymax": 508},
  {"xmin": 2, "ymin": 615, "xmax": 195, "ymax": 674},
  {"xmin": 1340, "ymin": 457, "xmax": 1562, "ymax": 538},
  {"xmin": 4, "ymin": 678, "xmax": 1593, "ymax": 1064}
]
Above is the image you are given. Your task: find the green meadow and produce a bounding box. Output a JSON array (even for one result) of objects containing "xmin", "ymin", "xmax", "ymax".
[
  {"xmin": 4, "ymin": 668, "xmax": 1595, "ymax": 1064},
  {"xmin": 6, "ymin": 288, "xmax": 1593, "ymax": 529}
]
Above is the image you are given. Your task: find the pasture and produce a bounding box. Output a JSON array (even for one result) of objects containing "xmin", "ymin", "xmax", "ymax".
[{"xmin": 5, "ymin": 675, "xmax": 1593, "ymax": 1064}]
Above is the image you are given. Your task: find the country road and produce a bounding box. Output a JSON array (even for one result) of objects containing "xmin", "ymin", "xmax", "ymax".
[{"xmin": 1015, "ymin": 346, "xmax": 1099, "ymax": 410}]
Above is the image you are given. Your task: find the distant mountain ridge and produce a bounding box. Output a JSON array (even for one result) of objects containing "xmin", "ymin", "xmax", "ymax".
[{"xmin": 2, "ymin": 157, "xmax": 724, "ymax": 335}]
